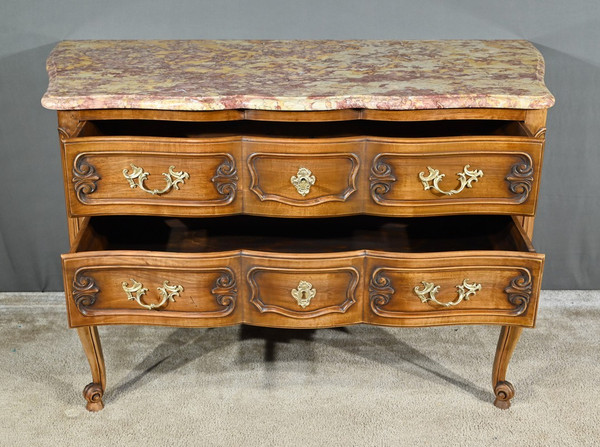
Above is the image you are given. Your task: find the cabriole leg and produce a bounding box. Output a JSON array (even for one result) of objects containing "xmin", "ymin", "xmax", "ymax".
[
  {"xmin": 77, "ymin": 326, "xmax": 106, "ymax": 412},
  {"xmin": 492, "ymin": 325, "xmax": 523, "ymax": 409}
]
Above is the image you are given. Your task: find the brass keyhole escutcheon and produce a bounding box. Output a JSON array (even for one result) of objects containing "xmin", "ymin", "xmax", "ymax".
[
  {"xmin": 291, "ymin": 280, "xmax": 316, "ymax": 308},
  {"xmin": 291, "ymin": 167, "xmax": 316, "ymax": 196}
]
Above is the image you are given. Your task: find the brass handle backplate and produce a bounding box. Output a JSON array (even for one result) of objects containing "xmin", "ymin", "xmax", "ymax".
[
  {"xmin": 123, "ymin": 164, "xmax": 189, "ymax": 195},
  {"xmin": 291, "ymin": 167, "xmax": 316, "ymax": 196},
  {"xmin": 418, "ymin": 164, "xmax": 483, "ymax": 196},
  {"xmin": 122, "ymin": 279, "xmax": 183, "ymax": 310},
  {"xmin": 291, "ymin": 280, "xmax": 316, "ymax": 308},
  {"xmin": 414, "ymin": 279, "xmax": 481, "ymax": 307}
]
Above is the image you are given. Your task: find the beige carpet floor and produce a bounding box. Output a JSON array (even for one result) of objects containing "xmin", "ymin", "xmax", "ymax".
[{"xmin": 0, "ymin": 290, "xmax": 598, "ymax": 446}]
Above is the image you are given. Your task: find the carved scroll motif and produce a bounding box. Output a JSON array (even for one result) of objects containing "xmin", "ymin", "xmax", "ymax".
[
  {"xmin": 211, "ymin": 268, "xmax": 237, "ymax": 315},
  {"xmin": 504, "ymin": 269, "xmax": 533, "ymax": 316},
  {"xmin": 73, "ymin": 157, "xmax": 101, "ymax": 203},
  {"xmin": 369, "ymin": 156, "xmax": 396, "ymax": 203},
  {"xmin": 368, "ymin": 269, "xmax": 395, "ymax": 313},
  {"xmin": 505, "ymin": 156, "xmax": 534, "ymax": 204},
  {"xmin": 211, "ymin": 155, "xmax": 239, "ymax": 203},
  {"xmin": 73, "ymin": 270, "xmax": 99, "ymax": 314}
]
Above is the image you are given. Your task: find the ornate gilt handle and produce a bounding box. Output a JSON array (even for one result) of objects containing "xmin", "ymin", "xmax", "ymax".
[
  {"xmin": 123, "ymin": 164, "xmax": 189, "ymax": 195},
  {"xmin": 418, "ymin": 165, "xmax": 483, "ymax": 196},
  {"xmin": 291, "ymin": 167, "xmax": 316, "ymax": 196},
  {"xmin": 414, "ymin": 279, "xmax": 481, "ymax": 307},
  {"xmin": 291, "ymin": 280, "xmax": 316, "ymax": 308},
  {"xmin": 122, "ymin": 279, "xmax": 183, "ymax": 310}
]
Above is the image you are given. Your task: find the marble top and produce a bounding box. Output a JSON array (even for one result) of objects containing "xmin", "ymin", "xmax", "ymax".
[{"xmin": 41, "ymin": 40, "xmax": 555, "ymax": 111}]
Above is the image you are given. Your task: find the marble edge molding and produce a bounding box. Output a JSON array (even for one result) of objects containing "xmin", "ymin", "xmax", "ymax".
[
  {"xmin": 41, "ymin": 39, "xmax": 556, "ymax": 111},
  {"xmin": 41, "ymin": 93, "xmax": 555, "ymax": 111}
]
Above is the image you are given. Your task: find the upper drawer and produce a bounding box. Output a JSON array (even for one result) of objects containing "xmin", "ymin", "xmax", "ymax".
[
  {"xmin": 366, "ymin": 137, "xmax": 544, "ymax": 216},
  {"xmin": 63, "ymin": 119, "xmax": 543, "ymax": 217},
  {"xmin": 243, "ymin": 139, "xmax": 363, "ymax": 217},
  {"xmin": 63, "ymin": 137, "xmax": 242, "ymax": 217}
]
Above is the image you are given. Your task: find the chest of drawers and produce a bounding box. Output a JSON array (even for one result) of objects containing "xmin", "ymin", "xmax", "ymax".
[{"xmin": 42, "ymin": 40, "xmax": 554, "ymax": 411}]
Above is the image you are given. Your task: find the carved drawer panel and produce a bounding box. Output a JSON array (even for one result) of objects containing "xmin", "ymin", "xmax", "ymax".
[
  {"xmin": 243, "ymin": 253, "xmax": 364, "ymax": 328},
  {"xmin": 63, "ymin": 214, "xmax": 543, "ymax": 329},
  {"xmin": 63, "ymin": 137, "xmax": 241, "ymax": 217},
  {"xmin": 366, "ymin": 136, "xmax": 544, "ymax": 216},
  {"xmin": 62, "ymin": 250, "xmax": 241, "ymax": 328},
  {"xmin": 243, "ymin": 139, "xmax": 363, "ymax": 217},
  {"xmin": 366, "ymin": 253, "xmax": 544, "ymax": 327}
]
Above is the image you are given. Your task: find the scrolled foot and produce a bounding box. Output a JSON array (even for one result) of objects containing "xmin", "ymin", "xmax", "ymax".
[
  {"xmin": 83, "ymin": 382, "xmax": 104, "ymax": 412},
  {"xmin": 493, "ymin": 381, "xmax": 515, "ymax": 409}
]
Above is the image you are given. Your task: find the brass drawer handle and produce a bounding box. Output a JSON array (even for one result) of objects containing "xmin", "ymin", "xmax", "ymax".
[
  {"xmin": 123, "ymin": 164, "xmax": 189, "ymax": 195},
  {"xmin": 414, "ymin": 279, "xmax": 481, "ymax": 307},
  {"xmin": 419, "ymin": 164, "xmax": 483, "ymax": 196},
  {"xmin": 122, "ymin": 279, "xmax": 183, "ymax": 310},
  {"xmin": 291, "ymin": 280, "xmax": 316, "ymax": 308},
  {"xmin": 291, "ymin": 167, "xmax": 316, "ymax": 196}
]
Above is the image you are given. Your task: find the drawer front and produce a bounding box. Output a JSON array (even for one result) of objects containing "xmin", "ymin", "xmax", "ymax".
[
  {"xmin": 243, "ymin": 254, "xmax": 364, "ymax": 328},
  {"xmin": 64, "ymin": 138, "xmax": 241, "ymax": 216},
  {"xmin": 243, "ymin": 140, "xmax": 364, "ymax": 216},
  {"xmin": 366, "ymin": 138, "xmax": 543, "ymax": 216},
  {"xmin": 366, "ymin": 253, "xmax": 544, "ymax": 327},
  {"xmin": 62, "ymin": 252, "xmax": 241, "ymax": 327}
]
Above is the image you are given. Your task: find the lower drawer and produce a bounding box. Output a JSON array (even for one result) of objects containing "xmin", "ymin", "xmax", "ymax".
[
  {"xmin": 243, "ymin": 253, "xmax": 364, "ymax": 328},
  {"xmin": 366, "ymin": 253, "xmax": 542, "ymax": 327},
  {"xmin": 62, "ymin": 215, "xmax": 543, "ymax": 328},
  {"xmin": 62, "ymin": 252, "xmax": 241, "ymax": 327}
]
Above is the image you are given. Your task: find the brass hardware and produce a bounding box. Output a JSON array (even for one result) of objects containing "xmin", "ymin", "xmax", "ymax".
[
  {"xmin": 418, "ymin": 165, "xmax": 483, "ymax": 196},
  {"xmin": 291, "ymin": 167, "xmax": 316, "ymax": 196},
  {"xmin": 414, "ymin": 279, "xmax": 481, "ymax": 307},
  {"xmin": 122, "ymin": 279, "xmax": 183, "ymax": 310},
  {"xmin": 291, "ymin": 280, "xmax": 316, "ymax": 308},
  {"xmin": 123, "ymin": 164, "xmax": 189, "ymax": 195}
]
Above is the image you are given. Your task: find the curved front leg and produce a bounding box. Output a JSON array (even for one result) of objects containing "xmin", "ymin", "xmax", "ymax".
[
  {"xmin": 492, "ymin": 325, "xmax": 523, "ymax": 409},
  {"xmin": 77, "ymin": 326, "xmax": 106, "ymax": 412}
]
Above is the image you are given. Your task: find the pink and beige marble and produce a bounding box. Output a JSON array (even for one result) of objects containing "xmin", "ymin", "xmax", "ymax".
[{"xmin": 41, "ymin": 40, "xmax": 555, "ymax": 111}]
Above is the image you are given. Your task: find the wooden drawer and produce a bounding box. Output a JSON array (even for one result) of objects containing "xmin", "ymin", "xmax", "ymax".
[
  {"xmin": 63, "ymin": 119, "xmax": 543, "ymax": 218},
  {"xmin": 366, "ymin": 136, "xmax": 544, "ymax": 216},
  {"xmin": 243, "ymin": 139, "xmax": 364, "ymax": 216},
  {"xmin": 63, "ymin": 137, "xmax": 242, "ymax": 217},
  {"xmin": 62, "ymin": 245, "xmax": 242, "ymax": 328},
  {"xmin": 243, "ymin": 253, "xmax": 364, "ymax": 328},
  {"xmin": 62, "ymin": 215, "xmax": 543, "ymax": 329},
  {"xmin": 366, "ymin": 252, "xmax": 543, "ymax": 327}
]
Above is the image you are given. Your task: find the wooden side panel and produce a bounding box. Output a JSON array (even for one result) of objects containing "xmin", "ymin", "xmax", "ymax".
[{"xmin": 366, "ymin": 252, "xmax": 544, "ymax": 327}]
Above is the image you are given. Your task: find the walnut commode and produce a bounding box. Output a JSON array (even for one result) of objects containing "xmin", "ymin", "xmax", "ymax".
[{"xmin": 42, "ymin": 40, "xmax": 554, "ymax": 411}]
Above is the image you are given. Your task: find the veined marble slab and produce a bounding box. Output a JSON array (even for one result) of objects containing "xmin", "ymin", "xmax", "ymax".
[{"xmin": 42, "ymin": 40, "xmax": 555, "ymax": 111}]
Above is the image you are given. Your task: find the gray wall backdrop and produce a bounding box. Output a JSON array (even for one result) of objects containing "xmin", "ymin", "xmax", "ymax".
[{"xmin": 0, "ymin": 0, "xmax": 598, "ymax": 291}]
